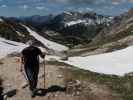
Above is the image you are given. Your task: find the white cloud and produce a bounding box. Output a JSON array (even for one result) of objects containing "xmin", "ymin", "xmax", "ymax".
[
  {"xmin": 128, "ymin": 0, "xmax": 133, "ymax": 3},
  {"xmin": 112, "ymin": 2, "xmax": 119, "ymax": 5},
  {"xmin": 86, "ymin": 7, "xmax": 93, "ymax": 11},
  {"xmin": 76, "ymin": 7, "xmax": 93, "ymax": 12},
  {"xmin": 120, "ymin": 8, "xmax": 129, "ymax": 12},
  {"xmin": 20, "ymin": 5, "xmax": 29, "ymax": 9},
  {"xmin": 111, "ymin": 0, "xmax": 126, "ymax": 5},
  {"xmin": 66, "ymin": 7, "xmax": 74, "ymax": 10},
  {"xmin": 97, "ymin": 9, "xmax": 104, "ymax": 13},
  {"xmin": 48, "ymin": 0, "xmax": 68, "ymax": 3},
  {"xmin": 35, "ymin": 6, "xmax": 50, "ymax": 11},
  {"xmin": 1, "ymin": 5, "xmax": 7, "ymax": 8},
  {"xmin": 36, "ymin": 6, "xmax": 45, "ymax": 10},
  {"xmin": 103, "ymin": 6, "xmax": 114, "ymax": 10}
]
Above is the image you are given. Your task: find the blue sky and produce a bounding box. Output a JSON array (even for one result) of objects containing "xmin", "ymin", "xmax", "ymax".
[{"xmin": 0, "ymin": 0, "xmax": 132, "ymax": 17}]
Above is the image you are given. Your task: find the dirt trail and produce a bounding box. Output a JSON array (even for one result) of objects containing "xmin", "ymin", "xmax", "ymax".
[
  {"xmin": 0, "ymin": 57, "xmax": 67, "ymax": 100},
  {"xmin": 0, "ymin": 56, "xmax": 122, "ymax": 100}
]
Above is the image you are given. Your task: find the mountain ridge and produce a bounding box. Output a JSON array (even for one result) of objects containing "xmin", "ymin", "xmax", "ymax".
[{"xmin": 0, "ymin": 9, "xmax": 132, "ymax": 52}]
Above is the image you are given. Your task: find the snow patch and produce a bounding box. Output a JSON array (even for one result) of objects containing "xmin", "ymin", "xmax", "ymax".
[
  {"xmin": 65, "ymin": 20, "xmax": 86, "ymax": 26},
  {"xmin": 0, "ymin": 18, "xmax": 3, "ymax": 22},
  {"xmin": 45, "ymin": 55, "xmax": 61, "ymax": 61},
  {"xmin": 0, "ymin": 37, "xmax": 27, "ymax": 47},
  {"xmin": 16, "ymin": 31, "xmax": 25, "ymax": 37},
  {"xmin": 0, "ymin": 37, "xmax": 27, "ymax": 59},
  {"xmin": 0, "ymin": 37, "xmax": 62, "ymax": 62},
  {"xmin": 63, "ymin": 11, "xmax": 73, "ymax": 16},
  {"xmin": 61, "ymin": 46, "xmax": 133, "ymax": 76},
  {"xmin": 22, "ymin": 25, "xmax": 69, "ymax": 52}
]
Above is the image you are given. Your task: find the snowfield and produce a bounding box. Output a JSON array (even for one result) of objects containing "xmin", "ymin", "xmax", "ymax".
[
  {"xmin": 22, "ymin": 25, "xmax": 69, "ymax": 52},
  {"xmin": 0, "ymin": 37, "xmax": 27, "ymax": 59},
  {"xmin": 1, "ymin": 36, "xmax": 133, "ymax": 76},
  {"xmin": 0, "ymin": 37, "xmax": 62, "ymax": 62},
  {"xmin": 61, "ymin": 46, "xmax": 133, "ymax": 76},
  {"xmin": 1, "ymin": 24, "xmax": 133, "ymax": 76}
]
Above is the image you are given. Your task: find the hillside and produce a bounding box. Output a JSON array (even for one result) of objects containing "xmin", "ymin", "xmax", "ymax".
[
  {"xmin": 91, "ymin": 8, "xmax": 133, "ymax": 47},
  {"xmin": 68, "ymin": 8, "xmax": 133, "ymax": 56}
]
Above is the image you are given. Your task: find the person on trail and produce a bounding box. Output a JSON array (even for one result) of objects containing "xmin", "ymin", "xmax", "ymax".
[
  {"xmin": 21, "ymin": 45, "xmax": 45, "ymax": 97},
  {"xmin": 0, "ymin": 78, "xmax": 3, "ymax": 100}
]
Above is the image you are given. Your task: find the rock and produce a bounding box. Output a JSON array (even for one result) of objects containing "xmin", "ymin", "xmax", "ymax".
[
  {"xmin": 0, "ymin": 61, "xmax": 4, "ymax": 65},
  {"xmin": 38, "ymin": 74, "xmax": 44, "ymax": 79},
  {"xmin": 75, "ymin": 80, "xmax": 81, "ymax": 86},
  {"xmin": 57, "ymin": 75, "xmax": 63, "ymax": 78},
  {"xmin": 66, "ymin": 80, "xmax": 81, "ymax": 96},
  {"xmin": 3, "ymin": 89, "xmax": 17, "ymax": 98},
  {"xmin": 21, "ymin": 82, "xmax": 28, "ymax": 89},
  {"xmin": 61, "ymin": 56, "xmax": 68, "ymax": 60},
  {"xmin": 3, "ymin": 95, "xmax": 7, "ymax": 100}
]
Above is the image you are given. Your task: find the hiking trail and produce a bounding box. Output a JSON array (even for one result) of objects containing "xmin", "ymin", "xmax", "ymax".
[{"xmin": 0, "ymin": 56, "xmax": 121, "ymax": 100}]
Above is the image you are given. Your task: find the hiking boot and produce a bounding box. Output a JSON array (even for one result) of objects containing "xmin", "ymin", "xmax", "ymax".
[
  {"xmin": 30, "ymin": 90, "xmax": 36, "ymax": 98},
  {"xmin": 30, "ymin": 88, "xmax": 39, "ymax": 98}
]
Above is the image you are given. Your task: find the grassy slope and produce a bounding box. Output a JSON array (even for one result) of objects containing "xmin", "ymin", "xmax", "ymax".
[
  {"xmin": 47, "ymin": 60, "xmax": 133, "ymax": 100},
  {"xmin": 0, "ymin": 22, "xmax": 31, "ymax": 43},
  {"xmin": 68, "ymin": 25, "xmax": 133, "ymax": 57},
  {"xmin": 59, "ymin": 61, "xmax": 133, "ymax": 100}
]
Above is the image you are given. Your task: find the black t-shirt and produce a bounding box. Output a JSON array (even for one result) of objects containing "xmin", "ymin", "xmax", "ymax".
[{"xmin": 22, "ymin": 46, "xmax": 42, "ymax": 66}]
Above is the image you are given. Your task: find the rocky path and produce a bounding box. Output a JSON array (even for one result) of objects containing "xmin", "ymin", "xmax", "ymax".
[
  {"xmin": 0, "ymin": 57, "xmax": 68, "ymax": 100},
  {"xmin": 0, "ymin": 56, "xmax": 122, "ymax": 100}
]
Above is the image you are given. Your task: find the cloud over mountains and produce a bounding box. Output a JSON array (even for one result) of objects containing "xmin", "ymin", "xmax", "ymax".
[{"xmin": 0, "ymin": 0, "xmax": 132, "ymax": 16}]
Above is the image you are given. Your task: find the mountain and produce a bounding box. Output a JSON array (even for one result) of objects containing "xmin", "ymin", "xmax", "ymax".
[
  {"xmin": 42, "ymin": 11, "xmax": 112, "ymax": 46},
  {"xmin": 0, "ymin": 17, "xmax": 31, "ymax": 43},
  {"xmin": 91, "ymin": 8, "xmax": 133, "ymax": 46},
  {"xmin": 14, "ymin": 11, "xmax": 112, "ymax": 47},
  {"xmin": 0, "ymin": 17, "xmax": 68, "ymax": 53},
  {"xmin": 67, "ymin": 8, "xmax": 133, "ymax": 57},
  {"xmin": 18, "ymin": 15, "xmax": 54, "ymax": 31},
  {"xmin": 1, "ymin": 9, "xmax": 132, "ymax": 53},
  {"xmin": 0, "ymin": 17, "xmax": 53, "ymax": 47}
]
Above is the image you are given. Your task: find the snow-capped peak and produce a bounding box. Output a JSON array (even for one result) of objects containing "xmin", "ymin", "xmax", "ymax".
[
  {"xmin": 65, "ymin": 19, "xmax": 86, "ymax": 26},
  {"xmin": 63, "ymin": 11, "xmax": 73, "ymax": 16}
]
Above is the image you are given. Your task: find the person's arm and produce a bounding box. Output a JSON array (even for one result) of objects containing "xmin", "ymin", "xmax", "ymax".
[
  {"xmin": 40, "ymin": 52, "xmax": 45, "ymax": 59},
  {"xmin": 37, "ymin": 48, "xmax": 46, "ymax": 59}
]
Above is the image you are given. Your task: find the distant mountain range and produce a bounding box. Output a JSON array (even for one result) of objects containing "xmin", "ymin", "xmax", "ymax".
[
  {"xmin": 1, "ymin": 11, "xmax": 112, "ymax": 47},
  {"xmin": 0, "ymin": 9, "xmax": 132, "ymax": 50}
]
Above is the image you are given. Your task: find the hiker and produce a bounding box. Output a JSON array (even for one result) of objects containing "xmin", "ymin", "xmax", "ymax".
[
  {"xmin": 0, "ymin": 78, "xmax": 3, "ymax": 100},
  {"xmin": 21, "ymin": 45, "xmax": 45, "ymax": 97}
]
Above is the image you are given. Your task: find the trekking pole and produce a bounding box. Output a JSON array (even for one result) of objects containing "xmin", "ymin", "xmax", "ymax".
[{"xmin": 43, "ymin": 58, "xmax": 46, "ymax": 89}]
